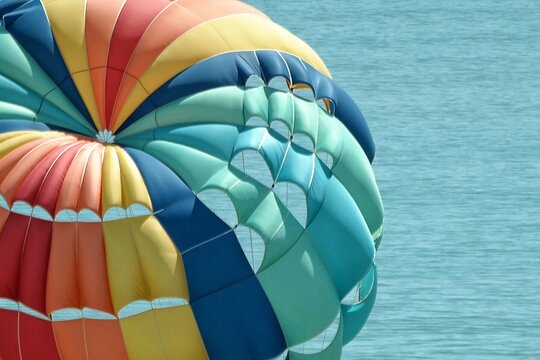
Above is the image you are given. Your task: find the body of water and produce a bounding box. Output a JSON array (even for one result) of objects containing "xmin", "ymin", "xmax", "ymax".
[{"xmin": 246, "ymin": 1, "xmax": 540, "ymax": 358}]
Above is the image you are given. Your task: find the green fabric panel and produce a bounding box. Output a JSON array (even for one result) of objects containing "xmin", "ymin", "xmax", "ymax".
[
  {"xmin": 331, "ymin": 138, "xmax": 383, "ymax": 234},
  {"xmin": 291, "ymin": 96, "xmax": 320, "ymax": 141},
  {"xmin": 0, "ymin": 29, "xmax": 56, "ymax": 95},
  {"xmin": 257, "ymin": 232, "xmax": 341, "ymax": 347},
  {"xmin": 342, "ymin": 266, "xmax": 377, "ymax": 344},
  {"xmin": 156, "ymin": 87, "xmax": 246, "ymax": 128},
  {"xmin": 243, "ymin": 87, "xmax": 270, "ymax": 123},
  {"xmin": 0, "ymin": 75, "xmax": 42, "ymax": 112},
  {"xmin": 267, "ymin": 88, "xmax": 293, "ymax": 129},
  {"xmin": 288, "ymin": 320, "xmax": 344, "ymax": 360},
  {"xmin": 118, "ymin": 85, "xmax": 382, "ymax": 235},
  {"xmin": 0, "ymin": 29, "xmax": 92, "ymax": 134},
  {"xmin": 143, "ymin": 140, "xmax": 302, "ymax": 268},
  {"xmin": 0, "ymin": 101, "xmax": 36, "ymax": 120},
  {"xmin": 243, "ymin": 191, "xmax": 304, "ymax": 271},
  {"xmin": 153, "ymin": 125, "xmax": 241, "ymax": 161}
]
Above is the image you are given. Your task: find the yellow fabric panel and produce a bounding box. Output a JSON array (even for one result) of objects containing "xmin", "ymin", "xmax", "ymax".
[
  {"xmin": 128, "ymin": 216, "xmax": 190, "ymax": 300},
  {"xmin": 112, "ymin": 14, "xmax": 330, "ymax": 130},
  {"xmin": 42, "ymin": 0, "xmax": 102, "ymax": 130},
  {"xmin": 101, "ymin": 145, "xmax": 123, "ymax": 212},
  {"xmin": 119, "ymin": 307, "xmax": 207, "ymax": 360},
  {"xmin": 102, "ymin": 219, "xmax": 147, "ymax": 313},
  {"xmin": 0, "ymin": 132, "xmax": 47, "ymax": 158},
  {"xmin": 114, "ymin": 147, "xmax": 152, "ymax": 210}
]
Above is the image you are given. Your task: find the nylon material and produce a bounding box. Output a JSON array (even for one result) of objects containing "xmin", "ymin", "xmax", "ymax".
[
  {"xmin": 257, "ymin": 232, "xmax": 341, "ymax": 347},
  {"xmin": 0, "ymin": 29, "xmax": 56, "ymax": 95},
  {"xmin": 84, "ymin": 318, "xmax": 130, "ymax": 359},
  {"xmin": 243, "ymin": 86, "xmax": 271, "ymax": 122},
  {"xmin": 101, "ymin": 146, "xmax": 123, "ymax": 212},
  {"xmin": 288, "ymin": 310, "xmax": 341, "ymax": 355},
  {"xmin": 0, "ymin": 213, "xmax": 30, "ymax": 301},
  {"xmin": 155, "ymin": 86, "xmax": 246, "ymax": 129},
  {"xmin": 288, "ymin": 322, "xmax": 343, "ymax": 360},
  {"xmin": 104, "ymin": 0, "xmax": 173, "ymax": 128},
  {"xmin": 189, "ymin": 274, "xmax": 287, "ymax": 360},
  {"xmin": 12, "ymin": 141, "xmax": 84, "ymax": 207},
  {"xmin": 125, "ymin": 216, "xmax": 189, "ymax": 301},
  {"xmin": 78, "ymin": 145, "xmax": 104, "ymax": 213},
  {"xmin": 268, "ymin": 89, "xmax": 295, "ymax": 128},
  {"xmin": 0, "ymin": 139, "xmax": 77, "ymax": 204},
  {"xmin": 102, "ymin": 219, "xmax": 147, "ymax": 313},
  {"xmin": 54, "ymin": 143, "xmax": 100, "ymax": 213},
  {"xmin": 154, "ymin": 124, "xmax": 242, "ymax": 162},
  {"xmin": 18, "ymin": 314, "xmax": 61, "ymax": 360},
  {"xmin": 45, "ymin": 222, "xmax": 82, "ymax": 312},
  {"xmin": 0, "ymin": 75, "xmax": 43, "ymax": 112},
  {"xmin": 0, "ymin": 120, "xmax": 50, "ymax": 134},
  {"xmin": 276, "ymin": 146, "xmax": 315, "ymax": 191},
  {"xmin": 41, "ymin": 0, "xmax": 102, "ymax": 129},
  {"xmin": 85, "ymin": 0, "xmax": 126, "ymax": 129},
  {"xmin": 304, "ymin": 177, "xmax": 375, "ymax": 299},
  {"xmin": 0, "ymin": 101, "xmax": 36, "ymax": 120},
  {"xmin": 342, "ymin": 267, "xmax": 377, "ymax": 344},
  {"xmin": 51, "ymin": 319, "xmax": 92, "ymax": 360},
  {"xmin": 1, "ymin": 3, "xmax": 96, "ymax": 131},
  {"xmin": 114, "ymin": 147, "xmax": 152, "ymax": 210},
  {"xmin": 119, "ymin": 306, "xmax": 207, "ymax": 360},
  {"xmin": 114, "ymin": 15, "xmax": 329, "ymax": 128}
]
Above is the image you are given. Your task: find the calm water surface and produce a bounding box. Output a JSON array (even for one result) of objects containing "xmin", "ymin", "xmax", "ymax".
[{"xmin": 246, "ymin": 1, "xmax": 540, "ymax": 358}]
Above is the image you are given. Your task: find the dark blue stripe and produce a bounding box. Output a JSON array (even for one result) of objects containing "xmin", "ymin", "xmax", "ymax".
[
  {"xmin": 2, "ymin": 0, "xmax": 95, "ymax": 132},
  {"xmin": 121, "ymin": 50, "xmax": 375, "ymax": 162},
  {"xmin": 125, "ymin": 148, "xmax": 286, "ymax": 358},
  {"xmin": 0, "ymin": 119, "xmax": 50, "ymax": 133}
]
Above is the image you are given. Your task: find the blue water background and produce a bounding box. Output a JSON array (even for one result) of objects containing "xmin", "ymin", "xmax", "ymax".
[{"xmin": 247, "ymin": 1, "xmax": 540, "ymax": 358}]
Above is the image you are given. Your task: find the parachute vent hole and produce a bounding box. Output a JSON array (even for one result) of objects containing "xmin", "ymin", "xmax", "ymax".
[
  {"xmin": 269, "ymin": 120, "xmax": 290, "ymax": 140},
  {"xmin": 268, "ymin": 76, "xmax": 290, "ymax": 93},
  {"xmin": 273, "ymin": 182, "xmax": 307, "ymax": 228},
  {"xmin": 245, "ymin": 117, "xmax": 268, "ymax": 128},
  {"xmin": 234, "ymin": 225, "xmax": 265, "ymax": 273},
  {"xmin": 316, "ymin": 151, "xmax": 334, "ymax": 170},
  {"xmin": 292, "ymin": 85, "xmax": 315, "ymax": 101},
  {"xmin": 245, "ymin": 75, "xmax": 265, "ymax": 88},
  {"xmin": 291, "ymin": 133, "xmax": 315, "ymax": 153},
  {"xmin": 230, "ymin": 150, "xmax": 274, "ymax": 188},
  {"xmin": 196, "ymin": 190, "xmax": 238, "ymax": 228}
]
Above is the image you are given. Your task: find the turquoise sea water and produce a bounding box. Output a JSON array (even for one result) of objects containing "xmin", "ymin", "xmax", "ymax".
[{"xmin": 247, "ymin": 1, "xmax": 540, "ymax": 358}]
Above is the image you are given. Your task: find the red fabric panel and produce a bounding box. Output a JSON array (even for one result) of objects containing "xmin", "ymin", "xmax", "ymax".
[
  {"xmin": 0, "ymin": 310, "xmax": 18, "ymax": 360},
  {"xmin": 0, "ymin": 214, "xmax": 31, "ymax": 300},
  {"xmin": 105, "ymin": 0, "xmax": 171, "ymax": 125},
  {"xmin": 19, "ymin": 314, "xmax": 60, "ymax": 360},
  {"xmin": 14, "ymin": 142, "xmax": 83, "ymax": 206},
  {"xmin": 34, "ymin": 142, "xmax": 86, "ymax": 214},
  {"xmin": 17, "ymin": 219, "xmax": 53, "ymax": 314}
]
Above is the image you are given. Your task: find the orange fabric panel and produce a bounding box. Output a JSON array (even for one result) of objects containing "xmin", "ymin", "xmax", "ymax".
[
  {"xmin": 109, "ymin": 0, "xmax": 269, "ymax": 129},
  {"xmin": 0, "ymin": 138, "xmax": 76, "ymax": 203},
  {"xmin": 54, "ymin": 143, "xmax": 98, "ymax": 213},
  {"xmin": 78, "ymin": 145, "xmax": 104, "ymax": 214},
  {"xmin": 52, "ymin": 320, "xmax": 87, "ymax": 360},
  {"xmin": 85, "ymin": 319, "xmax": 129, "ymax": 360},
  {"xmin": 46, "ymin": 222, "xmax": 79, "ymax": 312},
  {"xmin": 77, "ymin": 222, "xmax": 115, "ymax": 313}
]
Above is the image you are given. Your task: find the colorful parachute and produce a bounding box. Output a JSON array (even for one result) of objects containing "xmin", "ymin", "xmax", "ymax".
[{"xmin": 0, "ymin": 0, "xmax": 383, "ymax": 359}]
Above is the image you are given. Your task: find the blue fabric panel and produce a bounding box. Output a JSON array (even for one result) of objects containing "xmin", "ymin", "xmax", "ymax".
[
  {"xmin": 191, "ymin": 275, "xmax": 287, "ymax": 360},
  {"xmin": 121, "ymin": 50, "xmax": 375, "ymax": 162},
  {"xmin": 0, "ymin": 119, "xmax": 50, "ymax": 133},
  {"xmin": 0, "ymin": 0, "xmax": 28, "ymax": 19},
  {"xmin": 2, "ymin": 0, "xmax": 95, "ymax": 130},
  {"xmin": 125, "ymin": 148, "xmax": 252, "ymax": 299},
  {"xmin": 126, "ymin": 147, "xmax": 286, "ymax": 357}
]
